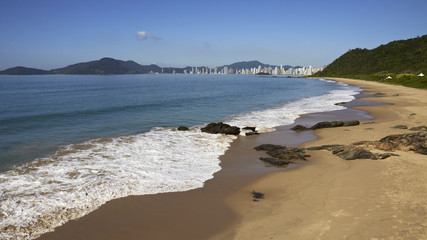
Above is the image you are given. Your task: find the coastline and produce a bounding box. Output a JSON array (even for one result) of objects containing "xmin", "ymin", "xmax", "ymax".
[
  {"xmin": 37, "ymin": 78, "xmax": 427, "ymax": 240},
  {"xmin": 226, "ymin": 78, "xmax": 427, "ymax": 239}
]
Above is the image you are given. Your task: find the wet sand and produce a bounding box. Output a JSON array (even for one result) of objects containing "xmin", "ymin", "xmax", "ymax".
[{"xmin": 38, "ymin": 78, "xmax": 427, "ymax": 240}]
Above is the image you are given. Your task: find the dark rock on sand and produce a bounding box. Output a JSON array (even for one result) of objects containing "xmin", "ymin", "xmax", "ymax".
[
  {"xmin": 410, "ymin": 126, "xmax": 427, "ymax": 131},
  {"xmin": 291, "ymin": 125, "xmax": 310, "ymax": 131},
  {"xmin": 343, "ymin": 120, "xmax": 360, "ymax": 127},
  {"xmin": 252, "ymin": 191, "xmax": 265, "ymax": 201},
  {"xmin": 306, "ymin": 144, "xmax": 344, "ymax": 152},
  {"xmin": 375, "ymin": 132, "xmax": 427, "ymax": 154},
  {"xmin": 255, "ymin": 144, "xmax": 310, "ymax": 166},
  {"xmin": 336, "ymin": 146, "xmax": 376, "ymax": 160},
  {"xmin": 390, "ymin": 125, "xmax": 408, "ymax": 129},
  {"xmin": 201, "ymin": 122, "xmax": 240, "ymax": 135},
  {"xmin": 373, "ymin": 92, "xmax": 386, "ymax": 96},
  {"xmin": 177, "ymin": 126, "xmax": 189, "ymax": 131},
  {"xmin": 242, "ymin": 126, "xmax": 259, "ymax": 136}
]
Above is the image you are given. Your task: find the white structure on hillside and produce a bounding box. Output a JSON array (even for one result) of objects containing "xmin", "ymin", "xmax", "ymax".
[{"xmin": 418, "ymin": 73, "xmax": 424, "ymax": 77}]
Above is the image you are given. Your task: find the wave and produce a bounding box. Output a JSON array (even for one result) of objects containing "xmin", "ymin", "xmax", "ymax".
[{"xmin": 0, "ymin": 80, "xmax": 360, "ymax": 239}]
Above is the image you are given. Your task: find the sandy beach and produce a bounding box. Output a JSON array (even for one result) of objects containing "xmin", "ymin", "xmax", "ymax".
[
  {"xmin": 38, "ymin": 78, "xmax": 427, "ymax": 240},
  {"xmin": 225, "ymin": 78, "xmax": 427, "ymax": 240}
]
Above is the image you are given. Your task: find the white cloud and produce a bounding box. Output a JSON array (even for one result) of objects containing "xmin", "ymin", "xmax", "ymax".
[
  {"xmin": 137, "ymin": 31, "xmax": 162, "ymax": 41},
  {"xmin": 137, "ymin": 31, "xmax": 149, "ymax": 40}
]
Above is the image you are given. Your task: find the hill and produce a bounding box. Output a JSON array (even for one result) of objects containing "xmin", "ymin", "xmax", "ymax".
[
  {"xmin": 0, "ymin": 66, "xmax": 50, "ymax": 75},
  {"xmin": 0, "ymin": 58, "xmax": 298, "ymax": 75},
  {"xmin": 50, "ymin": 57, "xmax": 160, "ymax": 74},
  {"xmin": 312, "ymin": 35, "xmax": 427, "ymax": 88}
]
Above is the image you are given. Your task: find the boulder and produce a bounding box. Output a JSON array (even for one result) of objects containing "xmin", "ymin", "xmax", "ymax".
[
  {"xmin": 336, "ymin": 146, "xmax": 376, "ymax": 160},
  {"xmin": 311, "ymin": 121, "xmax": 344, "ymax": 130},
  {"xmin": 310, "ymin": 121, "xmax": 333, "ymax": 130},
  {"xmin": 343, "ymin": 120, "xmax": 360, "ymax": 126},
  {"xmin": 390, "ymin": 125, "xmax": 408, "ymax": 129},
  {"xmin": 201, "ymin": 122, "xmax": 240, "ymax": 135},
  {"xmin": 252, "ymin": 191, "xmax": 265, "ymax": 201},
  {"xmin": 291, "ymin": 125, "xmax": 310, "ymax": 131},
  {"xmin": 410, "ymin": 126, "xmax": 427, "ymax": 131},
  {"xmin": 255, "ymin": 144, "xmax": 310, "ymax": 167},
  {"xmin": 375, "ymin": 132, "xmax": 426, "ymax": 152},
  {"xmin": 177, "ymin": 126, "xmax": 189, "ymax": 131}
]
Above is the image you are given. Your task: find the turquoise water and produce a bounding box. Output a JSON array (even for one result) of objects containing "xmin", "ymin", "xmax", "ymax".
[{"xmin": 0, "ymin": 74, "xmax": 360, "ymax": 239}]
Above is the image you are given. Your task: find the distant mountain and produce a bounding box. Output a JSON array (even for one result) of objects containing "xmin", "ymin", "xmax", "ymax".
[
  {"xmin": 314, "ymin": 35, "xmax": 427, "ymax": 77},
  {"xmin": 51, "ymin": 57, "xmax": 161, "ymax": 74},
  {"xmin": 0, "ymin": 66, "xmax": 50, "ymax": 75},
  {"xmin": 0, "ymin": 58, "xmax": 298, "ymax": 75}
]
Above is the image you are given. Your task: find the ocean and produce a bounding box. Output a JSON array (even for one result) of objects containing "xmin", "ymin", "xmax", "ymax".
[{"xmin": 0, "ymin": 74, "xmax": 360, "ymax": 239}]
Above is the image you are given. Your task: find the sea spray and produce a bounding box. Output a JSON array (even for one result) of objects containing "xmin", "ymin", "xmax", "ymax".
[{"xmin": 0, "ymin": 129, "xmax": 236, "ymax": 239}]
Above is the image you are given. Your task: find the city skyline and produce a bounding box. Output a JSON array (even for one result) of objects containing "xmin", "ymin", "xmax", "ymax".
[{"xmin": 1, "ymin": 0, "xmax": 426, "ymax": 70}]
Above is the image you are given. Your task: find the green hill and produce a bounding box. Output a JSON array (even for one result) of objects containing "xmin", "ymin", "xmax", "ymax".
[
  {"xmin": 313, "ymin": 35, "xmax": 427, "ymax": 88},
  {"xmin": 0, "ymin": 66, "xmax": 50, "ymax": 75}
]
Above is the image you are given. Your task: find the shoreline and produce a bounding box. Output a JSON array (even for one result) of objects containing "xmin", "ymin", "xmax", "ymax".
[
  {"xmin": 38, "ymin": 78, "xmax": 427, "ymax": 240},
  {"xmin": 226, "ymin": 78, "xmax": 427, "ymax": 239}
]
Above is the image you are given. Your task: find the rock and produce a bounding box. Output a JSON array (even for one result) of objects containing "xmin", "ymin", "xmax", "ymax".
[
  {"xmin": 390, "ymin": 125, "xmax": 408, "ymax": 129},
  {"xmin": 308, "ymin": 132, "xmax": 426, "ymax": 160},
  {"xmin": 410, "ymin": 126, "xmax": 427, "ymax": 131},
  {"xmin": 410, "ymin": 113, "xmax": 416, "ymax": 116},
  {"xmin": 375, "ymin": 132, "xmax": 426, "ymax": 153},
  {"xmin": 177, "ymin": 126, "xmax": 189, "ymax": 131},
  {"xmin": 373, "ymin": 92, "xmax": 386, "ymax": 96},
  {"xmin": 377, "ymin": 153, "xmax": 399, "ymax": 159},
  {"xmin": 245, "ymin": 132, "xmax": 259, "ymax": 136},
  {"xmin": 201, "ymin": 122, "xmax": 240, "ymax": 135},
  {"xmin": 242, "ymin": 126, "xmax": 259, "ymax": 136},
  {"xmin": 365, "ymin": 128, "xmax": 374, "ymax": 130},
  {"xmin": 255, "ymin": 144, "xmax": 310, "ymax": 167},
  {"xmin": 392, "ymin": 94, "xmax": 399, "ymax": 96},
  {"xmin": 343, "ymin": 120, "xmax": 360, "ymax": 126},
  {"xmin": 336, "ymin": 146, "xmax": 376, "ymax": 160},
  {"xmin": 309, "ymin": 120, "xmax": 360, "ymax": 130},
  {"xmin": 335, "ymin": 102, "xmax": 348, "ymax": 106},
  {"xmin": 252, "ymin": 191, "xmax": 265, "ymax": 201},
  {"xmin": 255, "ymin": 144, "xmax": 284, "ymax": 152},
  {"xmin": 311, "ymin": 121, "xmax": 333, "ymax": 130},
  {"xmin": 306, "ymin": 144, "xmax": 344, "ymax": 151},
  {"xmin": 291, "ymin": 125, "xmax": 310, "ymax": 131}
]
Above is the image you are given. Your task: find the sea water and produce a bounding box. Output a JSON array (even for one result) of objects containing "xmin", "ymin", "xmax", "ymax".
[{"xmin": 0, "ymin": 74, "xmax": 360, "ymax": 239}]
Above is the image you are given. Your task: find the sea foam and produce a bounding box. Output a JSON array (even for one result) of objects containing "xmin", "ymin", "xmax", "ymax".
[{"xmin": 0, "ymin": 80, "xmax": 360, "ymax": 240}]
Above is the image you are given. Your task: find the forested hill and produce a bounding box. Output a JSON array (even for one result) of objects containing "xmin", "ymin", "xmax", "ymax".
[{"xmin": 314, "ymin": 35, "xmax": 427, "ymax": 76}]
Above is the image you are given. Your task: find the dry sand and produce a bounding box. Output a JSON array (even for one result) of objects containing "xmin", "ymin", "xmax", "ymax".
[
  {"xmin": 224, "ymin": 78, "xmax": 427, "ymax": 240},
  {"xmin": 38, "ymin": 78, "xmax": 427, "ymax": 240}
]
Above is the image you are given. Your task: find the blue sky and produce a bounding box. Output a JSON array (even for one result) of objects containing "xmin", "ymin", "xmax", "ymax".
[{"xmin": 0, "ymin": 0, "xmax": 426, "ymax": 70}]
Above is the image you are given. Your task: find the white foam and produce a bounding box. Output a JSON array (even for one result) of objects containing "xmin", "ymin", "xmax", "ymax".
[
  {"xmin": 0, "ymin": 129, "xmax": 236, "ymax": 239},
  {"xmin": 226, "ymin": 83, "xmax": 360, "ymax": 131},
  {"xmin": 0, "ymin": 80, "xmax": 360, "ymax": 240}
]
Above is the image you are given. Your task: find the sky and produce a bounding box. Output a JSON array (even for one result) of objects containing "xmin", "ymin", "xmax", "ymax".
[{"xmin": 0, "ymin": 0, "xmax": 426, "ymax": 70}]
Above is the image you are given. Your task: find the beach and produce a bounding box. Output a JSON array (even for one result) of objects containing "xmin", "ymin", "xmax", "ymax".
[{"xmin": 38, "ymin": 78, "xmax": 427, "ymax": 240}]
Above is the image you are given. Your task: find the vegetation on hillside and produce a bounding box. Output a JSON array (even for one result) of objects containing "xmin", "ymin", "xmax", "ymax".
[{"xmin": 313, "ymin": 35, "xmax": 427, "ymax": 88}]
